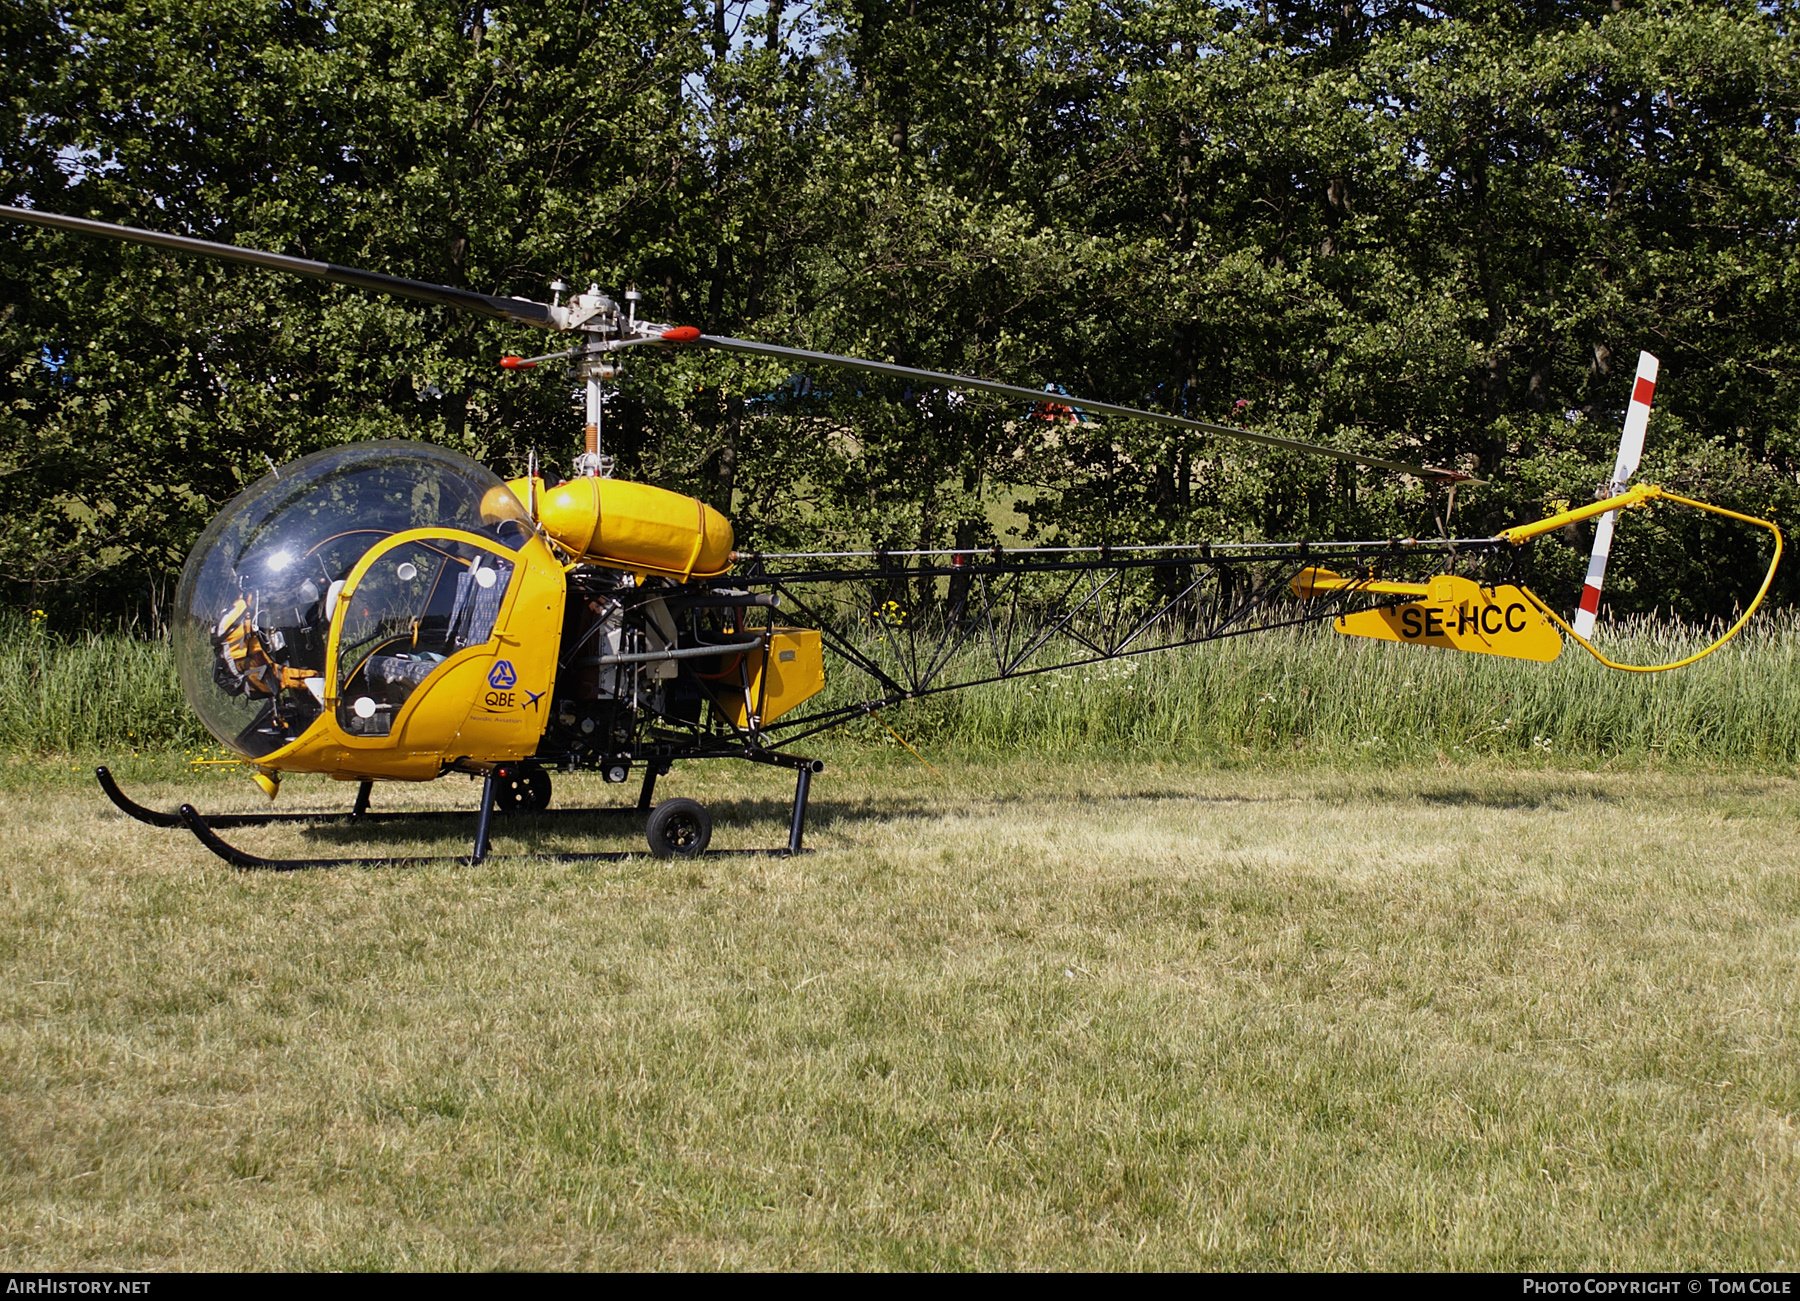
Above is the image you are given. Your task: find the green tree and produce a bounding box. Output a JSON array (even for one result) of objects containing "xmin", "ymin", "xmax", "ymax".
[
  {"xmin": 4, "ymin": 0, "xmax": 1798, "ymax": 628},
  {"xmin": 0, "ymin": 0, "xmax": 706, "ymax": 621}
]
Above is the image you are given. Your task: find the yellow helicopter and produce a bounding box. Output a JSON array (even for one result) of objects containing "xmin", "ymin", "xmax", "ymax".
[{"xmin": 1, "ymin": 206, "xmax": 1781, "ymax": 866}]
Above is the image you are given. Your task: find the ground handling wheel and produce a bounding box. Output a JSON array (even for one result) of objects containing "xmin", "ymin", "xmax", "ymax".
[
  {"xmin": 491, "ymin": 765, "xmax": 552, "ymax": 813},
  {"xmin": 646, "ymin": 798, "xmax": 711, "ymax": 858}
]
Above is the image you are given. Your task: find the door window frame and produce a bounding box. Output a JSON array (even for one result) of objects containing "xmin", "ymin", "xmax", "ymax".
[{"xmin": 324, "ymin": 527, "xmax": 523, "ymax": 748}]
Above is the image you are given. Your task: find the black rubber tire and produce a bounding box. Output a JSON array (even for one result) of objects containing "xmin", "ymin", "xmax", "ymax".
[
  {"xmin": 492, "ymin": 765, "xmax": 552, "ymax": 813},
  {"xmin": 646, "ymin": 798, "xmax": 711, "ymax": 858}
]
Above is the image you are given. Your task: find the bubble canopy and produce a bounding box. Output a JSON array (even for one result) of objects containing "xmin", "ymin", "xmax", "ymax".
[{"xmin": 173, "ymin": 441, "xmax": 532, "ymax": 759}]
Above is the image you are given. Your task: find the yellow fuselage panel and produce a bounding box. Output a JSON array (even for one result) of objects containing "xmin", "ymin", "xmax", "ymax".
[
  {"xmin": 714, "ymin": 628, "xmax": 826, "ymax": 729},
  {"xmin": 1334, "ymin": 577, "xmax": 1562, "ymax": 663},
  {"xmin": 512, "ymin": 476, "xmax": 734, "ymax": 579},
  {"xmin": 255, "ymin": 528, "xmax": 568, "ymax": 780}
]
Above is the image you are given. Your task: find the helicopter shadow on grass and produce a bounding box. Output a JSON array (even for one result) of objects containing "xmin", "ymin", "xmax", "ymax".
[
  {"xmin": 277, "ymin": 794, "xmax": 933, "ymax": 856},
  {"xmin": 287, "ymin": 808, "xmax": 643, "ymax": 854},
  {"xmin": 795, "ymin": 787, "xmax": 1299, "ymax": 837},
  {"xmin": 859, "ymin": 786, "xmax": 1303, "ymax": 814},
  {"xmin": 1324, "ymin": 782, "xmax": 1623, "ymax": 812},
  {"xmin": 271, "ymin": 786, "xmax": 1296, "ymax": 856},
  {"xmin": 934, "ymin": 786, "xmax": 1298, "ymax": 811}
]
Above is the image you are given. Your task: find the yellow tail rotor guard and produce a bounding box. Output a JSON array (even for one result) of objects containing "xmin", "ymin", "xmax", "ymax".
[{"xmin": 1500, "ymin": 485, "xmax": 1784, "ymax": 674}]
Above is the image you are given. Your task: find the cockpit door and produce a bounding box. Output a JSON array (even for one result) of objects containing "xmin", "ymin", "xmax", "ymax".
[
  {"xmin": 323, "ymin": 525, "xmax": 567, "ymax": 766},
  {"xmin": 328, "ymin": 531, "xmax": 517, "ymax": 750}
]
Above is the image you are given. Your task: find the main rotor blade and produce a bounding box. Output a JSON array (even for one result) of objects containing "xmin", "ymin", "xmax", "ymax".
[
  {"xmin": 698, "ymin": 334, "xmax": 1482, "ymax": 485},
  {"xmin": 0, "ymin": 205, "xmax": 558, "ymax": 329}
]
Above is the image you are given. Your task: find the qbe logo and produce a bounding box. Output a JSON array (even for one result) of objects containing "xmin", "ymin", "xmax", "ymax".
[{"xmin": 488, "ymin": 660, "xmax": 517, "ymax": 690}]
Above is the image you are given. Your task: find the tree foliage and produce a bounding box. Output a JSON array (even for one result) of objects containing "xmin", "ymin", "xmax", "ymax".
[{"xmin": 3, "ymin": 0, "xmax": 1797, "ymax": 625}]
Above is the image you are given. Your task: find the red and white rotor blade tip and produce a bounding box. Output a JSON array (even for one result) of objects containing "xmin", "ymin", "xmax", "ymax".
[{"xmin": 1573, "ymin": 351, "xmax": 1658, "ymax": 638}]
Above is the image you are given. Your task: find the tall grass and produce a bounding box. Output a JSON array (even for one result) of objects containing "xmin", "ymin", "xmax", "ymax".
[
  {"xmin": 0, "ymin": 613, "xmax": 207, "ymax": 755},
  {"xmin": 820, "ymin": 609, "xmax": 1800, "ymax": 764},
  {"xmin": 4, "ymin": 609, "xmax": 1799, "ymax": 764}
]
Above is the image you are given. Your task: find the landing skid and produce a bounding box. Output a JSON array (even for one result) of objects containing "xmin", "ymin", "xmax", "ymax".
[
  {"xmin": 101, "ymin": 759, "xmax": 820, "ymax": 870},
  {"xmin": 95, "ymin": 765, "xmax": 656, "ymax": 830},
  {"xmin": 177, "ymin": 804, "xmax": 804, "ymax": 870}
]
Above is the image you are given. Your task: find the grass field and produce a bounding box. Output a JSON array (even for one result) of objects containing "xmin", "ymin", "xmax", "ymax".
[{"xmin": 3, "ymin": 751, "xmax": 1798, "ymax": 1269}]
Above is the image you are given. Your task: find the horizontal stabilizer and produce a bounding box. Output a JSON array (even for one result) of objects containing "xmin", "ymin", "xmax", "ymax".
[{"xmin": 1334, "ymin": 576, "xmax": 1562, "ymax": 663}]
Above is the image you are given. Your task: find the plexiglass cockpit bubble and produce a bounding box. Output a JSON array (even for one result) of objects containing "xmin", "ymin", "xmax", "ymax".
[{"xmin": 173, "ymin": 441, "xmax": 533, "ymax": 759}]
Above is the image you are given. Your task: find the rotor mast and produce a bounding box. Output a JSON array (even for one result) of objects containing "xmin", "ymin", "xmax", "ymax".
[
  {"xmin": 544, "ymin": 282, "xmax": 668, "ymax": 479},
  {"xmin": 577, "ymin": 327, "xmax": 617, "ymax": 479}
]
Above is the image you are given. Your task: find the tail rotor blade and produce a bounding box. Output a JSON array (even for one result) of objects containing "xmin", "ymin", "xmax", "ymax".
[
  {"xmin": 1572, "ymin": 351, "xmax": 1658, "ymax": 638},
  {"xmin": 1613, "ymin": 352, "xmax": 1658, "ymax": 487},
  {"xmin": 1573, "ymin": 510, "xmax": 1619, "ymax": 639}
]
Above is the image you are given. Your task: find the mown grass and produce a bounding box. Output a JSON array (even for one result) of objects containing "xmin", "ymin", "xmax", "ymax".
[
  {"xmin": 1, "ymin": 756, "xmax": 1798, "ymax": 1268},
  {"xmin": 6, "ymin": 609, "xmax": 1800, "ymax": 766}
]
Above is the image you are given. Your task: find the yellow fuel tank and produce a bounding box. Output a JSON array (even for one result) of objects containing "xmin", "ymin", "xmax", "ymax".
[{"xmin": 502, "ymin": 476, "xmax": 734, "ymax": 579}]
